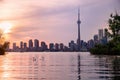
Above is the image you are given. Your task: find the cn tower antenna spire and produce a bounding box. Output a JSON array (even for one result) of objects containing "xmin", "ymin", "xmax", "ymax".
[
  {"xmin": 77, "ymin": 8, "xmax": 81, "ymax": 51},
  {"xmin": 78, "ymin": 8, "xmax": 80, "ymax": 20}
]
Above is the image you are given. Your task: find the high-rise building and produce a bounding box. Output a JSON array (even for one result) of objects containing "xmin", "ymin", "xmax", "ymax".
[
  {"xmin": 29, "ymin": 39, "xmax": 33, "ymax": 49},
  {"xmin": 13, "ymin": 43, "xmax": 19, "ymax": 51},
  {"xmin": 49, "ymin": 43, "xmax": 54, "ymax": 51},
  {"xmin": 24, "ymin": 42, "xmax": 27, "ymax": 49},
  {"xmin": 41, "ymin": 41, "xmax": 47, "ymax": 51},
  {"xmin": 77, "ymin": 9, "xmax": 81, "ymax": 51},
  {"xmin": 94, "ymin": 35, "xmax": 99, "ymax": 44},
  {"xmin": 20, "ymin": 41, "xmax": 23, "ymax": 49},
  {"xmin": 88, "ymin": 39, "xmax": 94, "ymax": 49},
  {"xmin": 98, "ymin": 29, "xmax": 103, "ymax": 40},
  {"xmin": 34, "ymin": 39, "xmax": 39, "ymax": 48},
  {"xmin": 69, "ymin": 40, "xmax": 75, "ymax": 51},
  {"xmin": 13, "ymin": 43, "xmax": 17, "ymax": 50},
  {"xmin": 94, "ymin": 35, "xmax": 98, "ymax": 41},
  {"xmin": 23, "ymin": 42, "xmax": 27, "ymax": 51},
  {"xmin": 60, "ymin": 43, "xmax": 64, "ymax": 51},
  {"xmin": 55, "ymin": 43, "xmax": 59, "ymax": 51}
]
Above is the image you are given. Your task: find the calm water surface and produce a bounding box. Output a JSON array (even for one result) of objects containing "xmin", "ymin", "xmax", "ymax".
[{"xmin": 0, "ymin": 52, "xmax": 120, "ymax": 80}]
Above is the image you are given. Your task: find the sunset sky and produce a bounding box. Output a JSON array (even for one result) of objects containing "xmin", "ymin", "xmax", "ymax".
[{"xmin": 0, "ymin": 0, "xmax": 120, "ymax": 47}]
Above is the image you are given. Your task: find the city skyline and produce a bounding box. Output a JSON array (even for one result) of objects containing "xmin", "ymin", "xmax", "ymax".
[
  {"xmin": 0, "ymin": 0, "xmax": 120, "ymax": 46},
  {"xmin": 9, "ymin": 27, "xmax": 107, "ymax": 52}
]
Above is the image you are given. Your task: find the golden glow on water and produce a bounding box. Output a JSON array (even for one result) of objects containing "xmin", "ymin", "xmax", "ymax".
[{"xmin": 0, "ymin": 55, "xmax": 11, "ymax": 80}]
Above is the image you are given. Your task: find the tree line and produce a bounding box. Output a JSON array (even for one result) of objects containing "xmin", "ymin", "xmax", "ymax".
[{"xmin": 90, "ymin": 12, "xmax": 120, "ymax": 55}]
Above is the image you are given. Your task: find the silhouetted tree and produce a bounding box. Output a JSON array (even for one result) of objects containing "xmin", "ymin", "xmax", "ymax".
[
  {"xmin": 104, "ymin": 28, "xmax": 111, "ymax": 38},
  {"xmin": 108, "ymin": 13, "xmax": 120, "ymax": 42},
  {"xmin": 90, "ymin": 12, "xmax": 120, "ymax": 55},
  {"xmin": 0, "ymin": 29, "xmax": 9, "ymax": 55}
]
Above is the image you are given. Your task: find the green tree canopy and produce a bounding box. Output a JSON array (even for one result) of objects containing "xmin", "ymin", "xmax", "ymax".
[
  {"xmin": 90, "ymin": 12, "xmax": 120, "ymax": 55},
  {"xmin": 108, "ymin": 13, "xmax": 120, "ymax": 42}
]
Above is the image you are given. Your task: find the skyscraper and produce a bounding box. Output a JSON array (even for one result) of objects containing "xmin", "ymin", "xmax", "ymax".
[
  {"xmin": 69, "ymin": 40, "xmax": 76, "ymax": 51},
  {"xmin": 20, "ymin": 41, "xmax": 23, "ymax": 49},
  {"xmin": 94, "ymin": 34, "xmax": 99, "ymax": 44},
  {"xmin": 24, "ymin": 42, "xmax": 27, "ymax": 49},
  {"xmin": 49, "ymin": 43, "xmax": 54, "ymax": 51},
  {"xmin": 98, "ymin": 29, "xmax": 103, "ymax": 40},
  {"xmin": 29, "ymin": 39, "xmax": 33, "ymax": 49},
  {"xmin": 77, "ymin": 9, "xmax": 81, "ymax": 51},
  {"xmin": 34, "ymin": 39, "xmax": 39, "ymax": 48},
  {"xmin": 60, "ymin": 43, "xmax": 64, "ymax": 51},
  {"xmin": 41, "ymin": 41, "xmax": 47, "ymax": 51},
  {"xmin": 13, "ymin": 43, "xmax": 17, "ymax": 50},
  {"xmin": 55, "ymin": 43, "xmax": 59, "ymax": 51}
]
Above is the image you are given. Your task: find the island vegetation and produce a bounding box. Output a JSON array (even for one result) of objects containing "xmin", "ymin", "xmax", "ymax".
[
  {"xmin": 0, "ymin": 30, "xmax": 9, "ymax": 55},
  {"xmin": 90, "ymin": 13, "xmax": 120, "ymax": 55}
]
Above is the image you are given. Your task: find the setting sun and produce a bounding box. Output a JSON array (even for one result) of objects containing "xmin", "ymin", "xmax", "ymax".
[{"xmin": 0, "ymin": 21, "xmax": 13, "ymax": 34}]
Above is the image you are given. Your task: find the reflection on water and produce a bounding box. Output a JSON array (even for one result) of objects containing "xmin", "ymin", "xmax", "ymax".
[
  {"xmin": 112, "ymin": 57, "xmax": 120, "ymax": 80},
  {"xmin": 0, "ymin": 52, "xmax": 120, "ymax": 80},
  {"xmin": 77, "ymin": 54, "xmax": 81, "ymax": 80}
]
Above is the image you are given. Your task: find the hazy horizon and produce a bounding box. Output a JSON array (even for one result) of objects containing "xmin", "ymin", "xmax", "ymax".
[{"xmin": 0, "ymin": 0, "xmax": 120, "ymax": 46}]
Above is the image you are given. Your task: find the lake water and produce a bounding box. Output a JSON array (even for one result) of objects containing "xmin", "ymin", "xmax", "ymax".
[{"xmin": 0, "ymin": 52, "xmax": 120, "ymax": 80}]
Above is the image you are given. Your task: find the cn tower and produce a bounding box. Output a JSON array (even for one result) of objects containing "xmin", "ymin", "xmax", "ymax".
[{"xmin": 77, "ymin": 9, "xmax": 81, "ymax": 51}]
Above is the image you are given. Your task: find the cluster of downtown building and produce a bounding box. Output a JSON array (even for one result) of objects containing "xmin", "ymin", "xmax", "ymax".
[
  {"xmin": 7, "ymin": 28, "xmax": 107, "ymax": 52},
  {"xmin": 11, "ymin": 40, "xmax": 66, "ymax": 52},
  {"xmin": 7, "ymin": 10, "xmax": 108, "ymax": 52}
]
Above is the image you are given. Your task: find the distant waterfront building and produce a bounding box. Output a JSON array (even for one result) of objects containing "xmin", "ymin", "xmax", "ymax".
[
  {"xmin": 34, "ymin": 39, "xmax": 39, "ymax": 49},
  {"xmin": 13, "ymin": 43, "xmax": 20, "ymax": 52},
  {"xmin": 55, "ymin": 43, "xmax": 59, "ymax": 51},
  {"xmin": 93, "ymin": 35, "xmax": 99, "ymax": 44},
  {"xmin": 69, "ymin": 40, "xmax": 76, "ymax": 51},
  {"xmin": 49, "ymin": 43, "xmax": 54, "ymax": 51},
  {"xmin": 13, "ymin": 43, "xmax": 17, "ymax": 50},
  {"xmin": 81, "ymin": 41, "xmax": 87, "ymax": 51},
  {"xmin": 29, "ymin": 39, "xmax": 33, "ymax": 50},
  {"xmin": 24, "ymin": 42, "xmax": 27, "ymax": 49},
  {"xmin": 98, "ymin": 29, "xmax": 103, "ymax": 40},
  {"xmin": 88, "ymin": 39, "xmax": 94, "ymax": 49},
  {"xmin": 98, "ymin": 29, "xmax": 108, "ymax": 44},
  {"xmin": 80, "ymin": 40, "xmax": 83, "ymax": 47},
  {"xmin": 20, "ymin": 41, "xmax": 24, "ymax": 49},
  {"xmin": 64, "ymin": 46, "xmax": 69, "ymax": 51},
  {"xmin": 101, "ymin": 37, "xmax": 108, "ymax": 45},
  {"xmin": 94, "ymin": 35, "xmax": 98, "ymax": 41},
  {"xmin": 104, "ymin": 29, "xmax": 108, "ymax": 43},
  {"xmin": 60, "ymin": 43, "xmax": 64, "ymax": 51},
  {"xmin": 41, "ymin": 41, "xmax": 47, "ymax": 51}
]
